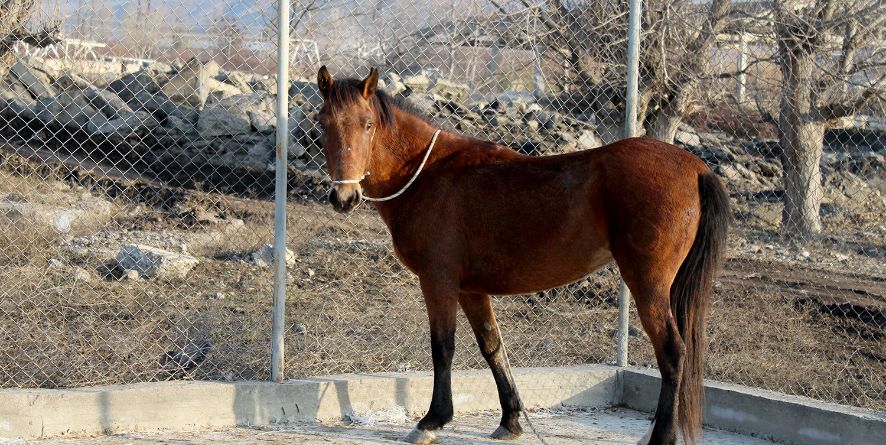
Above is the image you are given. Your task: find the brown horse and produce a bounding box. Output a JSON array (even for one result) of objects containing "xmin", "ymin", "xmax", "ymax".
[{"xmin": 315, "ymin": 66, "xmax": 730, "ymax": 445}]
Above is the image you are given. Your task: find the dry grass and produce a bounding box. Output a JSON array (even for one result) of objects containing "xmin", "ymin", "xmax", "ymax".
[{"xmin": 0, "ymin": 170, "xmax": 882, "ymax": 414}]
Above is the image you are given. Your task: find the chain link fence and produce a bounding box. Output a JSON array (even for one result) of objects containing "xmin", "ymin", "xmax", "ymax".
[{"xmin": 0, "ymin": 0, "xmax": 883, "ymax": 416}]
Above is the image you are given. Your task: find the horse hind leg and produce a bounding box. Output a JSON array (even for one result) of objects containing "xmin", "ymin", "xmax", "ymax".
[
  {"xmin": 459, "ymin": 293, "xmax": 524, "ymax": 440},
  {"xmin": 629, "ymin": 283, "xmax": 686, "ymax": 445}
]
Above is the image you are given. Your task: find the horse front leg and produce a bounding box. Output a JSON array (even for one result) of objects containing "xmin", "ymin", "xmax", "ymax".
[
  {"xmin": 405, "ymin": 279, "xmax": 459, "ymax": 445},
  {"xmin": 459, "ymin": 292, "xmax": 523, "ymax": 440}
]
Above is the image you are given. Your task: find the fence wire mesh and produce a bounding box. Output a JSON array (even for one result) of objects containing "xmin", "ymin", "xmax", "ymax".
[{"xmin": 0, "ymin": 0, "xmax": 883, "ymax": 416}]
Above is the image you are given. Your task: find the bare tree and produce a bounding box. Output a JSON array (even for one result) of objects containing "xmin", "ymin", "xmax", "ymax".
[
  {"xmin": 1, "ymin": 0, "xmax": 59, "ymax": 76},
  {"xmin": 211, "ymin": 14, "xmax": 244, "ymax": 69},
  {"xmin": 770, "ymin": 0, "xmax": 885, "ymax": 237},
  {"xmin": 488, "ymin": 0, "xmax": 733, "ymax": 143}
]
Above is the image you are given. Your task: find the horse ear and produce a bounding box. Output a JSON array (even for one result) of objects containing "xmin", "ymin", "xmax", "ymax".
[
  {"xmin": 318, "ymin": 65, "xmax": 333, "ymax": 97},
  {"xmin": 360, "ymin": 67, "xmax": 379, "ymax": 99}
]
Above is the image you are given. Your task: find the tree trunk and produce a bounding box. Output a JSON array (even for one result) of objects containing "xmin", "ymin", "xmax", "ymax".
[
  {"xmin": 778, "ymin": 53, "xmax": 825, "ymax": 238},
  {"xmin": 646, "ymin": 85, "xmax": 693, "ymax": 144},
  {"xmin": 647, "ymin": 108, "xmax": 682, "ymax": 143}
]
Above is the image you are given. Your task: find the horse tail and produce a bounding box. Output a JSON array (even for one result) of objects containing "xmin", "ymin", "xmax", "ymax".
[{"xmin": 671, "ymin": 171, "xmax": 731, "ymax": 444}]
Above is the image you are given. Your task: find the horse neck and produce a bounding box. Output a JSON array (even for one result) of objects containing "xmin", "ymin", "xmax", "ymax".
[{"xmin": 363, "ymin": 112, "xmax": 458, "ymax": 200}]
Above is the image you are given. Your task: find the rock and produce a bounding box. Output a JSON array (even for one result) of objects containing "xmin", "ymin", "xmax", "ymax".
[
  {"xmin": 73, "ymin": 268, "xmax": 92, "ymax": 282},
  {"xmin": 124, "ymin": 269, "xmax": 141, "ymax": 281},
  {"xmin": 289, "ymin": 80, "xmax": 322, "ymax": 106},
  {"xmin": 84, "ymin": 87, "xmax": 133, "ymax": 119},
  {"xmin": 220, "ymin": 71, "xmax": 253, "ymax": 93},
  {"xmin": 717, "ymin": 164, "xmax": 740, "ymax": 182},
  {"xmin": 250, "ymin": 77, "xmax": 277, "ymax": 95},
  {"xmin": 34, "ymin": 93, "xmax": 107, "ymax": 132},
  {"xmin": 128, "ymin": 90, "xmax": 185, "ymax": 122},
  {"xmin": 117, "ymin": 244, "xmax": 199, "ymax": 279},
  {"xmin": 0, "ymin": 92, "xmax": 37, "ymax": 121},
  {"xmin": 430, "ymin": 79, "xmax": 469, "ymax": 101},
  {"xmin": 577, "ymin": 130, "xmax": 602, "ymax": 150},
  {"xmin": 675, "ymin": 129, "xmax": 701, "ymax": 147},
  {"xmin": 403, "ymin": 74, "xmax": 431, "ymax": 91},
  {"xmin": 292, "ymin": 323, "xmax": 307, "ymax": 334},
  {"xmin": 248, "ymin": 110, "xmax": 276, "ymax": 133},
  {"xmin": 405, "ymin": 93, "xmax": 436, "ymax": 115},
  {"xmin": 1, "ymin": 196, "xmax": 113, "ymax": 233},
  {"xmin": 108, "ymin": 70, "xmax": 162, "ymax": 103},
  {"xmin": 205, "ymin": 77, "xmax": 242, "ymax": 101},
  {"xmin": 518, "ymin": 140, "xmax": 541, "ymax": 155},
  {"xmin": 93, "ymin": 111, "xmax": 159, "ymax": 136},
  {"xmin": 289, "ymin": 106, "xmax": 320, "ymax": 151},
  {"xmin": 250, "ymin": 244, "xmax": 296, "ymax": 268},
  {"xmin": 159, "ymin": 339, "xmax": 211, "ymax": 372},
  {"xmin": 53, "ymin": 72, "xmax": 93, "ymax": 91},
  {"xmin": 198, "ymin": 93, "xmax": 273, "ymax": 138},
  {"xmin": 161, "ymin": 58, "xmax": 213, "ymax": 108},
  {"xmin": 536, "ymin": 111, "xmax": 560, "ymax": 130},
  {"xmin": 9, "ymin": 61, "xmax": 55, "ymax": 99},
  {"xmin": 698, "ymin": 131, "xmax": 725, "ymax": 147},
  {"xmin": 245, "ymin": 140, "xmax": 274, "ymax": 169}
]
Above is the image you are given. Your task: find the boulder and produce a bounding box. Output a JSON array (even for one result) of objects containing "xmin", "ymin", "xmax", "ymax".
[
  {"xmin": 220, "ymin": 71, "xmax": 253, "ymax": 94},
  {"xmin": 34, "ymin": 93, "xmax": 107, "ymax": 132},
  {"xmin": 108, "ymin": 70, "xmax": 162, "ymax": 103},
  {"xmin": 205, "ymin": 77, "xmax": 242, "ymax": 101},
  {"xmin": 84, "ymin": 87, "xmax": 134, "ymax": 119},
  {"xmin": 198, "ymin": 93, "xmax": 274, "ymax": 138},
  {"xmin": 9, "ymin": 61, "xmax": 55, "ymax": 99},
  {"xmin": 250, "ymin": 77, "xmax": 277, "ymax": 95},
  {"xmin": 403, "ymin": 74, "xmax": 431, "ymax": 91},
  {"xmin": 0, "ymin": 96, "xmax": 36, "ymax": 121},
  {"xmin": 250, "ymin": 244, "xmax": 296, "ymax": 268},
  {"xmin": 93, "ymin": 111, "xmax": 159, "ymax": 136},
  {"xmin": 290, "ymin": 80, "xmax": 322, "ymax": 106},
  {"xmin": 161, "ymin": 58, "xmax": 212, "ymax": 109},
  {"xmin": 245, "ymin": 140, "xmax": 274, "ymax": 170},
  {"xmin": 129, "ymin": 90, "xmax": 187, "ymax": 122},
  {"xmin": 577, "ymin": 130, "xmax": 602, "ymax": 150},
  {"xmin": 248, "ymin": 110, "xmax": 276, "ymax": 133},
  {"xmin": 0, "ymin": 88, "xmax": 37, "ymax": 121},
  {"xmin": 430, "ymin": 79, "xmax": 469, "ymax": 101},
  {"xmin": 675, "ymin": 128, "xmax": 701, "ymax": 148},
  {"xmin": 117, "ymin": 244, "xmax": 199, "ymax": 279},
  {"xmin": 53, "ymin": 72, "xmax": 93, "ymax": 91}
]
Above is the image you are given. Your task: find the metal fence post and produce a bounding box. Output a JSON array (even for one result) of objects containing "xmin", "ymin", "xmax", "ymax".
[
  {"xmin": 736, "ymin": 31, "xmax": 747, "ymax": 104},
  {"xmin": 271, "ymin": 0, "xmax": 291, "ymax": 383},
  {"xmin": 617, "ymin": 0, "xmax": 642, "ymax": 368}
]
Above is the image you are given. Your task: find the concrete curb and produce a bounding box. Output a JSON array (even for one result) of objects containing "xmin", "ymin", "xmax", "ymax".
[
  {"xmin": 0, "ymin": 365, "xmax": 883, "ymax": 445},
  {"xmin": 620, "ymin": 368, "xmax": 886, "ymax": 445},
  {"xmin": 0, "ymin": 365, "xmax": 617, "ymax": 439}
]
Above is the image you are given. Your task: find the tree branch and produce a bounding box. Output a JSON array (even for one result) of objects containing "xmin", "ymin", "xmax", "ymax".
[{"xmin": 819, "ymin": 73, "xmax": 886, "ymax": 120}]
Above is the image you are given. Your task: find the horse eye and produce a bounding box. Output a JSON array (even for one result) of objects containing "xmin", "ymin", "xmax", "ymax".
[{"xmin": 366, "ymin": 121, "xmax": 373, "ymax": 130}]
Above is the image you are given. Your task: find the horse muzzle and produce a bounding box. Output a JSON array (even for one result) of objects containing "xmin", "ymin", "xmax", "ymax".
[{"xmin": 329, "ymin": 185, "xmax": 362, "ymax": 213}]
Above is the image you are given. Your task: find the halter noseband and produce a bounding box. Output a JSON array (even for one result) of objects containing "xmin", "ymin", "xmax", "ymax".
[{"xmin": 330, "ymin": 128, "xmax": 442, "ymax": 202}]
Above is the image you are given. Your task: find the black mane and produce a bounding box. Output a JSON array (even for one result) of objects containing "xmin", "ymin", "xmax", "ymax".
[{"xmin": 328, "ymin": 78, "xmax": 435, "ymax": 128}]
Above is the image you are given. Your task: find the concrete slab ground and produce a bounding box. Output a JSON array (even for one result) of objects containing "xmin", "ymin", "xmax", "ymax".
[
  {"xmin": 18, "ymin": 407, "xmax": 779, "ymax": 445},
  {"xmin": 1, "ymin": 366, "xmax": 882, "ymax": 444}
]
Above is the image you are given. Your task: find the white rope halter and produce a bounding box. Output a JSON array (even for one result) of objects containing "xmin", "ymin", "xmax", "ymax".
[{"xmin": 331, "ymin": 129, "xmax": 442, "ymax": 202}]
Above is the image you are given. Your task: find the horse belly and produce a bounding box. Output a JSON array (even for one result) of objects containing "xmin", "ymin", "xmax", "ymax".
[{"xmin": 461, "ymin": 235, "xmax": 614, "ymax": 295}]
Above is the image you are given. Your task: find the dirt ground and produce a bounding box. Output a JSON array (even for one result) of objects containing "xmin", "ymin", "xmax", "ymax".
[
  {"xmin": 18, "ymin": 408, "xmax": 779, "ymax": 445},
  {"xmin": 0, "ymin": 147, "xmax": 883, "ymax": 412}
]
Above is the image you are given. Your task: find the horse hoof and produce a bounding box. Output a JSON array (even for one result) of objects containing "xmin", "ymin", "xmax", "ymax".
[
  {"xmin": 404, "ymin": 427, "xmax": 437, "ymax": 444},
  {"xmin": 491, "ymin": 425, "xmax": 522, "ymax": 441}
]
